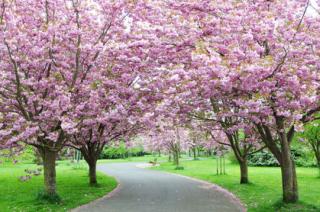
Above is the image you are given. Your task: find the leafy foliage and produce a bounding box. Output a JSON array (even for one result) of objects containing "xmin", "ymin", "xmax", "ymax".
[
  {"xmin": 248, "ymin": 151, "xmax": 279, "ymax": 167},
  {"xmin": 247, "ymin": 146, "xmax": 316, "ymax": 167},
  {"xmin": 100, "ymin": 142, "xmax": 145, "ymax": 159}
]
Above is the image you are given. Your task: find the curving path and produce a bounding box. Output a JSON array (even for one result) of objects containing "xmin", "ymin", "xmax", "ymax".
[{"xmin": 73, "ymin": 163, "xmax": 245, "ymax": 212}]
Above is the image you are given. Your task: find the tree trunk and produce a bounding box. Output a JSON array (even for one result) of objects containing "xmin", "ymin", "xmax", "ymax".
[
  {"xmin": 193, "ymin": 148, "xmax": 197, "ymax": 160},
  {"xmin": 280, "ymin": 137, "xmax": 298, "ymax": 203},
  {"xmin": 88, "ymin": 160, "xmax": 97, "ymax": 186},
  {"xmin": 39, "ymin": 147, "xmax": 57, "ymax": 196},
  {"xmin": 173, "ymin": 151, "xmax": 179, "ymax": 166},
  {"xmin": 81, "ymin": 150, "xmax": 99, "ymax": 186},
  {"xmin": 34, "ymin": 148, "xmax": 43, "ymax": 165},
  {"xmin": 173, "ymin": 152, "xmax": 177, "ymax": 166},
  {"xmin": 216, "ymin": 156, "xmax": 219, "ymax": 175},
  {"xmin": 256, "ymin": 123, "xmax": 299, "ymax": 203},
  {"xmin": 280, "ymin": 159, "xmax": 298, "ymax": 203},
  {"xmin": 239, "ymin": 159, "xmax": 249, "ymax": 184}
]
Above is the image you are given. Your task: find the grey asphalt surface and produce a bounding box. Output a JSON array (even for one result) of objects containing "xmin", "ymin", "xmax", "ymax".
[{"xmin": 73, "ymin": 163, "xmax": 245, "ymax": 212}]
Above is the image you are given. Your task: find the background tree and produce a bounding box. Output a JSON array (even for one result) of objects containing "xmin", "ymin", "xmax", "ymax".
[
  {"xmin": 146, "ymin": 118, "xmax": 189, "ymax": 168},
  {"xmin": 300, "ymin": 121, "xmax": 320, "ymax": 176},
  {"xmin": 186, "ymin": 122, "xmax": 207, "ymax": 160}
]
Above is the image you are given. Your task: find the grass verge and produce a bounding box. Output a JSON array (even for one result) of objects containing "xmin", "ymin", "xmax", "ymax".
[
  {"xmin": 0, "ymin": 162, "xmax": 117, "ymax": 212},
  {"xmin": 151, "ymin": 158, "xmax": 320, "ymax": 212}
]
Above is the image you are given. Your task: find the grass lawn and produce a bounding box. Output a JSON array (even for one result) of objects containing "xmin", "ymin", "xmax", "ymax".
[
  {"xmin": 0, "ymin": 161, "xmax": 117, "ymax": 212},
  {"xmin": 151, "ymin": 158, "xmax": 320, "ymax": 212}
]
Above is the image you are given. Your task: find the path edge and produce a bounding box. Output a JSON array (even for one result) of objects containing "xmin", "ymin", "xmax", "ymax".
[{"xmin": 70, "ymin": 170, "xmax": 122, "ymax": 212}]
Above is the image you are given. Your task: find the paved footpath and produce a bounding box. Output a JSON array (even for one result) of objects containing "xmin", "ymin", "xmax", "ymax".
[{"xmin": 73, "ymin": 163, "xmax": 245, "ymax": 212}]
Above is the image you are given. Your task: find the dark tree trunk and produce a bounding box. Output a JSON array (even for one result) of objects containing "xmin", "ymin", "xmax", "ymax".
[
  {"xmin": 173, "ymin": 151, "xmax": 179, "ymax": 166},
  {"xmin": 38, "ymin": 147, "xmax": 57, "ymax": 196},
  {"xmin": 239, "ymin": 159, "xmax": 249, "ymax": 184},
  {"xmin": 34, "ymin": 148, "xmax": 43, "ymax": 165},
  {"xmin": 193, "ymin": 148, "xmax": 197, "ymax": 160},
  {"xmin": 256, "ymin": 122, "xmax": 299, "ymax": 203},
  {"xmin": 280, "ymin": 157, "xmax": 298, "ymax": 203},
  {"xmin": 279, "ymin": 128, "xmax": 298, "ymax": 203},
  {"xmin": 313, "ymin": 149, "xmax": 320, "ymax": 177},
  {"xmin": 226, "ymin": 133, "xmax": 250, "ymax": 184},
  {"xmin": 81, "ymin": 149, "xmax": 99, "ymax": 186},
  {"xmin": 88, "ymin": 159, "xmax": 97, "ymax": 185}
]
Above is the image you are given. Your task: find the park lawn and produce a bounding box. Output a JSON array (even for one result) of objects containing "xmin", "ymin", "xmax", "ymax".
[
  {"xmin": 151, "ymin": 158, "xmax": 320, "ymax": 212},
  {"xmin": 0, "ymin": 161, "xmax": 117, "ymax": 212}
]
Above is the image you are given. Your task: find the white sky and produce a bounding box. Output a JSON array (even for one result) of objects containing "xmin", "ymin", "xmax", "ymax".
[{"xmin": 309, "ymin": 0, "xmax": 320, "ymax": 16}]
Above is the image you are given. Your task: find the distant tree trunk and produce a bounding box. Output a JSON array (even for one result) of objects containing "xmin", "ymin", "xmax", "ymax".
[
  {"xmin": 239, "ymin": 159, "xmax": 249, "ymax": 184},
  {"xmin": 34, "ymin": 148, "xmax": 43, "ymax": 165},
  {"xmin": 310, "ymin": 142, "xmax": 320, "ymax": 177},
  {"xmin": 317, "ymin": 159, "xmax": 320, "ymax": 177},
  {"xmin": 193, "ymin": 148, "xmax": 197, "ymax": 160},
  {"xmin": 223, "ymin": 156, "xmax": 226, "ymax": 174},
  {"xmin": 38, "ymin": 147, "xmax": 57, "ymax": 196},
  {"xmin": 216, "ymin": 156, "xmax": 219, "ymax": 175},
  {"xmin": 173, "ymin": 150, "xmax": 179, "ymax": 166},
  {"xmin": 158, "ymin": 150, "xmax": 161, "ymax": 157}
]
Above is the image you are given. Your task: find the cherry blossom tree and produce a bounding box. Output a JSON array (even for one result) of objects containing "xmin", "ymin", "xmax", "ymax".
[
  {"xmin": 69, "ymin": 89, "xmax": 148, "ymax": 185},
  {"xmin": 142, "ymin": 134, "xmax": 164, "ymax": 157},
  {"xmin": 63, "ymin": 0, "xmax": 184, "ymax": 185},
  {"xmin": 145, "ymin": 118, "xmax": 189, "ymax": 168},
  {"xmin": 207, "ymin": 123, "xmax": 263, "ymax": 183},
  {"xmin": 185, "ymin": 122, "xmax": 205, "ymax": 160},
  {"xmin": 165, "ymin": 0, "xmax": 320, "ymax": 202},
  {"xmin": 0, "ymin": 0, "xmax": 156, "ymax": 196},
  {"xmin": 215, "ymin": 0, "xmax": 320, "ymax": 201},
  {"xmin": 70, "ymin": 123, "xmax": 141, "ymax": 185}
]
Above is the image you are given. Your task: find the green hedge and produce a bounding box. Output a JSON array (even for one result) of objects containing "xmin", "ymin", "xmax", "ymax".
[{"xmin": 100, "ymin": 143, "xmax": 146, "ymax": 159}]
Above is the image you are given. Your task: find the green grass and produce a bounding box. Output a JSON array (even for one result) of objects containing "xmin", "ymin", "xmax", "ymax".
[
  {"xmin": 151, "ymin": 157, "xmax": 320, "ymax": 212},
  {"xmin": 0, "ymin": 161, "xmax": 117, "ymax": 212}
]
